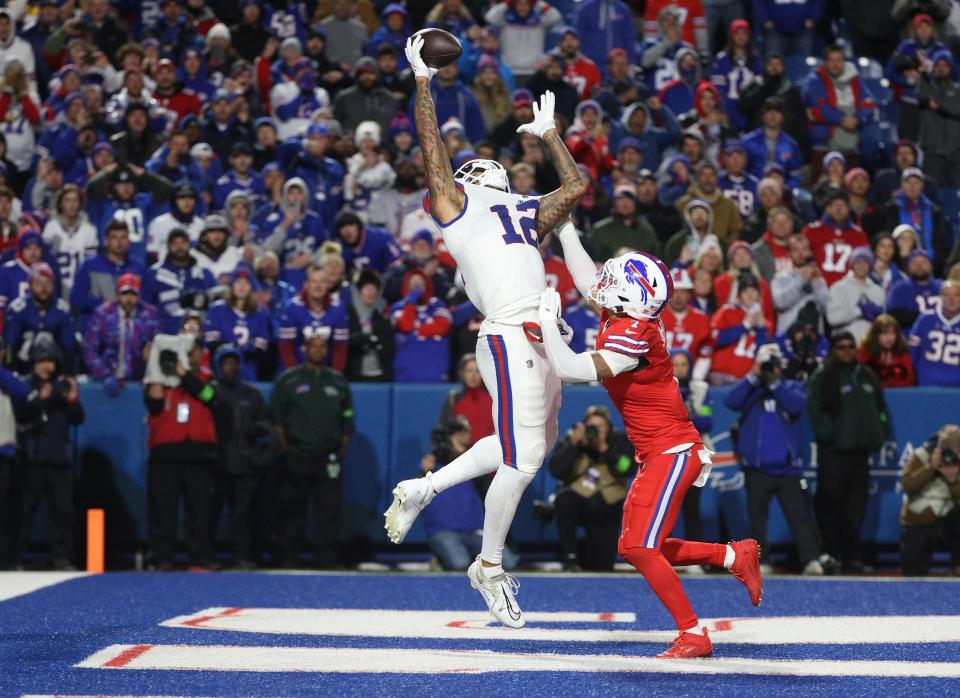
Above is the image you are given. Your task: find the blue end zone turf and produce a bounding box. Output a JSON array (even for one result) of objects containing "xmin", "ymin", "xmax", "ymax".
[{"xmin": 1, "ymin": 572, "xmax": 958, "ymax": 696}]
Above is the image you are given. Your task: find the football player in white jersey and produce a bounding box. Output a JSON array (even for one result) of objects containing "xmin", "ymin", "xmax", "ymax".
[{"xmin": 384, "ymin": 32, "xmax": 586, "ymax": 628}]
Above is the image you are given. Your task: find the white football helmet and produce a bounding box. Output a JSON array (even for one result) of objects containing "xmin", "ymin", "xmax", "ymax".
[
  {"xmin": 588, "ymin": 252, "xmax": 673, "ymax": 320},
  {"xmin": 454, "ymin": 158, "xmax": 511, "ymax": 192}
]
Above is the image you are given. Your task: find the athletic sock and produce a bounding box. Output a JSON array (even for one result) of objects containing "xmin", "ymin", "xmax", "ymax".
[
  {"xmin": 481, "ymin": 563, "xmax": 504, "ymax": 578},
  {"xmin": 479, "ymin": 464, "xmax": 535, "ymax": 565},
  {"xmin": 622, "ymin": 546, "xmax": 698, "ymax": 632},
  {"xmin": 430, "ymin": 435, "xmax": 501, "ymax": 494},
  {"xmin": 661, "ymin": 538, "xmax": 728, "ymax": 567},
  {"xmin": 683, "ymin": 625, "xmax": 705, "ymax": 636},
  {"xmin": 723, "ymin": 544, "xmax": 735, "ymax": 569}
]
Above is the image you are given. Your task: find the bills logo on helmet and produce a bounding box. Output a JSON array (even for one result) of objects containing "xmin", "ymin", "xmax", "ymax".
[{"xmin": 624, "ymin": 260, "xmax": 657, "ymax": 301}]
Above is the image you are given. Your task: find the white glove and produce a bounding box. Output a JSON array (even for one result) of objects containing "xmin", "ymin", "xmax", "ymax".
[
  {"xmin": 539, "ymin": 287, "xmax": 562, "ymax": 326},
  {"xmin": 405, "ymin": 32, "xmax": 438, "ymax": 81},
  {"xmin": 557, "ymin": 315, "xmax": 574, "ymax": 346},
  {"xmin": 517, "ymin": 90, "xmax": 557, "ymax": 139}
]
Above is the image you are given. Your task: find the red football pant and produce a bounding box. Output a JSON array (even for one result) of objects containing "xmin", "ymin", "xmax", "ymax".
[{"xmin": 618, "ymin": 446, "xmax": 726, "ymax": 631}]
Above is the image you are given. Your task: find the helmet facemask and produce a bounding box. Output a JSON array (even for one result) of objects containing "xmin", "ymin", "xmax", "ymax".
[{"xmin": 454, "ymin": 159, "xmax": 511, "ymax": 192}]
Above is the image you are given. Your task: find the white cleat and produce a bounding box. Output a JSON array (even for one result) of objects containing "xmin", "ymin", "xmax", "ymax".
[
  {"xmin": 467, "ymin": 556, "xmax": 525, "ymax": 629},
  {"xmin": 383, "ymin": 473, "xmax": 436, "ymax": 544}
]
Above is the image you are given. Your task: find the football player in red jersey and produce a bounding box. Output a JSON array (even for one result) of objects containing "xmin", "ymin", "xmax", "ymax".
[
  {"xmin": 538, "ymin": 221, "xmax": 762, "ymax": 659},
  {"xmin": 661, "ymin": 267, "xmax": 713, "ymax": 379}
]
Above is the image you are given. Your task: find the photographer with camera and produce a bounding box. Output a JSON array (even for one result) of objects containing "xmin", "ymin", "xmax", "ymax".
[
  {"xmin": 900, "ymin": 426, "xmax": 960, "ymax": 577},
  {"xmin": 144, "ymin": 338, "xmax": 220, "ymax": 571},
  {"xmin": 724, "ymin": 343, "xmax": 828, "ymax": 574},
  {"xmin": 14, "ymin": 338, "xmax": 84, "ymax": 570},
  {"xmin": 776, "ymin": 320, "xmax": 827, "ymax": 383},
  {"xmin": 547, "ymin": 406, "xmax": 634, "ymax": 572},
  {"xmin": 419, "ymin": 416, "xmax": 518, "ymax": 571}
]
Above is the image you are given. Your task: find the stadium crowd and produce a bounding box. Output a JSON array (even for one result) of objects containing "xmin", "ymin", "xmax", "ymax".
[{"xmin": 0, "ymin": 0, "xmax": 959, "ymax": 574}]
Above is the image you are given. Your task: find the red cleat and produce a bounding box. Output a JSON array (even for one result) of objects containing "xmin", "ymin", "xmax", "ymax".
[
  {"xmin": 656, "ymin": 628, "xmax": 713, "ymax": 659},
  {"xmin": 729, "ymin": 538, "xmax": 763, "ymax": 606}
]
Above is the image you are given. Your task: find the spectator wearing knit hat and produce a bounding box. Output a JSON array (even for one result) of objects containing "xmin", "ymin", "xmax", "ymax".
[
  {"xmin": 83, "ymin": 273, "xmax": 159, "ymax": 392},
  {"xmin": 827, "ymin": 246, "xmax": 886, "ymax": 342},
  {"xmin": 709, "ymin": 272, "xmax": 774, "ymax": 385},
  {"xmin": 587, "ymin": 184, "xmax": 660, "ymax": 262},
  {"xmin": 550, "ymin": 26, "xmax": 602, "ymax": 101},
  {"xmin": 710, "ymin": 19, "xmax": 763, "ymax": 131},
  {"xmin": 714, "ymin": 240, "xmax": 775, "ymax": 328},
  {"xmin": 203, "ymin": 266, "xmax": 271, "ymax": 381},
  {"xmin": 844, "ymin": 167, "xmax": 883, "ymax": 237},
  {"xmin": 390, "ymin": 268, "xmax": 452, "ymax": 383},
  {"xmin": 565, "ymin": 100, "xmax": 614, "ymax": 180},
  {"xmin": 144, "ymin": 228, "xmax": 215, "ymax": 335},
  {"xmin": 882, "ymin": 167, "xmax": 949, "ymax": 274},
  {"xmin": 382, "ymin": 228, "xmax": 452, "ymax": 304},
  {"xmin": 484, "ymin": 0, "xmax": 563, "ymax": 80},
  {"xmin": 333, "ymin": 57, "xmax": 398, "ymax": 133},
  {"xmin": 771, "ymin": 232, "xmax": 830, "ymax": 334},
  {"xmin": 870, "ymin": 139, "xmax": 939, "ymax": 205},
  {"xmin": 346, "ymin": 268, "xmax": 395, "ymax": 382},
  {"xmin": 741, "ymin": 96, "xmax": 803, "ymax": 189},
  {"xmin": 3, "ymin": 262, "xmax": 76, "ymax": 375},
  {"xmin": 801, "ymin": 190, "xmax": 869, "ymax": 287},
  {"xmin": 675, "ymin": 160, "xmax": 743, "ymax": 244},
  {"xmin": 526, "ymin": 54, "xmax": 580, "ymax": 123},
  {"xmin": 917, "ymin": 49, "xmax": 960, "ymax": 188},
  {"xmin": 888, "ymin": 249, "xmax": 943, "ymax": 331}
]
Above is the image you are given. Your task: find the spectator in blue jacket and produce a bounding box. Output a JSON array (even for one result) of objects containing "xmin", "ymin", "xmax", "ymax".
[
  {"xmin": 144, "ymin": 229, "xmax": 216, "ymax": 335},
  {"xmin": 3, "ymin": 262, "xmax": 76, "ymax": 375},
  {"xmin": 802, "ymin": 45, "xmax": 882, "ymax": 165},
  {"xmin": 366, "ymin": 4, "xmax": 411, "ymax": 70},
  {"xmin": 70, "ymin": 220, "xmax": 146, "ymax": 332},
  {"xmin": 277, "ymin": 123, "xmax": 345, "ymax": 231},
  {"xmin": 711, "ymin": 19, "xmax": 763, "ymax": 130},
  {"xmin": 753, "ymin": 0, "xmax": 823, "ymax": 57},
  {"xmin": 333, "ymin": 210, "xmax": 402, "ymax": 276},
  {"xmin": 741, "ymin": 96, "xmax": 802, "ymax": 188},
  {"xmin": 886, "ymin": 13, "xmax": 946, "ymax": 142},
  {"xmin": 659, "ymin": 47, "xmax": 711, "ymax": 116},
  {"xmin": 390, "ymin": 269, "xmax": 452, "ymax": 383},
  {"xmin": 887, "ymin": 249, "xmax": 943, "ymax": 331},
  {"xmin": 724, "ymin": 342, "xmax": 827, "ymax": 574},
  {"xmin": 609, "ymin": 97, "xmax": 680, "ymax": 171},
  {"xmin": 574, "ymin": 0, "xmax": 637, "ymax": 76}
]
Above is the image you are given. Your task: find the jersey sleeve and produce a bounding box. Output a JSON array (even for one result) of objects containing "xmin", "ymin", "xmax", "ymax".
[{"xmin": 598, "ymin": 317, "xmax": 652, "ymax": 359}]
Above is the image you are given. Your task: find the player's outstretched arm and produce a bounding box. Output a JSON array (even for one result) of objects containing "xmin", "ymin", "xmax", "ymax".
[
  {"xmin": 407, "ymin": 35, "xmax": 464, "ymax": 225},
  {"xmin": 517, "ymin": 92, "xmax": 585, "ymax": 237},
  {"xmin": 539, "ymin": 289, "xmax": 617, "ymax": 382},
  {"xmin": 554, "ymin": 219, "xmax": 597, "ymax": 301}
]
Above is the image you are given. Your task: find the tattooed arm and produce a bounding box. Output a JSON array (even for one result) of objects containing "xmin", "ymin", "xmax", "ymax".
[
  {"xmin": 516, "ymin": 91, "xmax": 586, "ymax": 238},
  {"xmin": 535, "ymin": 129, "xmax": 586, "ymax": 238},
  {"xmin": 405, "ymin": 35, "xmax": 463, "ymax": 225},
  {"xmin": 413, "ymin": 76, "xmax": 464, "ymax": 224}
]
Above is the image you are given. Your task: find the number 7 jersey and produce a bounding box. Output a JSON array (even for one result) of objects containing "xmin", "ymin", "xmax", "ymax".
[
  {"xmin": 426, "ymin": 182, "xmax": 546, "ymax": 328},
  {"xmin": 596, "ymin": 311, "xmax": 701, "ymax": 463}
]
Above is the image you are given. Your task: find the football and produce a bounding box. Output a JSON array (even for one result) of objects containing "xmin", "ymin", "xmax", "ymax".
[{"xmin": 416, "ymin": 28, "xmax": 463, "ymax": 69}]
